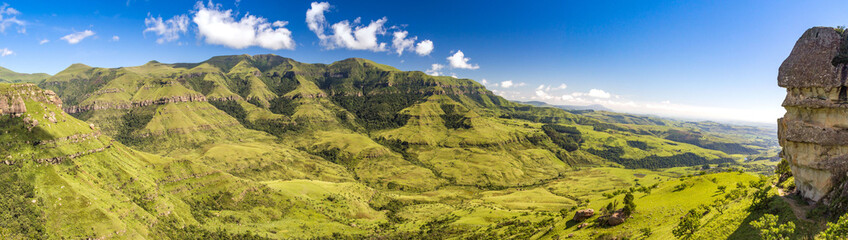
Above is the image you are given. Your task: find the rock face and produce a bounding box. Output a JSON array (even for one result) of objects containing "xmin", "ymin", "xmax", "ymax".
[
  {"xmin": 572, "ymin": 209, "xmax": 594, "ymax": 222},
  {"xmin": 1, "ymin": 84, "xmax": 62, "ymax": 117},
  {"xmin": 778, "ymin": 27, "xmax": 848, "ymax": 203}
]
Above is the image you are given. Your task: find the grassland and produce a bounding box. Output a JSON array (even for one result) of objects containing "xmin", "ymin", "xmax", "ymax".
[{"xmin": 0, "ymin": 55, "xmax": 799, "ymax": 239}]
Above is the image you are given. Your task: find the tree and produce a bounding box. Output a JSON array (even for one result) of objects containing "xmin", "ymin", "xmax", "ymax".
[
  {"xmin": 604, "ymin": 200, "xmax": 619, "ymax": 215},
  {"xmin": 717, "ymin": 185, "xmax": 727, "ymax": 193},
  {"xmin": 775, "ymin": 159, "xmax": 792, "ymax": 176},
  {"xmin": 673, "ymin": 209, "xmax": 701, "ymax": 239},
  {"xmin": 711, "ymin": 198, "xmax": 729, "ymax": 214},
  {"xmin": 751, "ymin": 214, "xmax": 795, "ymax": 240},
  {"xmin": 622, "ymin": 192, "xmax": 636, "ymax": 216},
  {"xmin": 750, "ymin": 185, "xmax": 773, "ymax": 210},
  {"xmin": 640, "ymin": 227, "xmax": 653, "ymax": 238},
  {"xmin": 818, "ymin": 213, "xmax": 848, "ymax": 240}
]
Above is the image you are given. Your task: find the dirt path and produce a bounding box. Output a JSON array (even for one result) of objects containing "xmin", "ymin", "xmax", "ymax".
[{"xmin": 774, "ymin": 185, "xmax": 813, "ymax": 223}]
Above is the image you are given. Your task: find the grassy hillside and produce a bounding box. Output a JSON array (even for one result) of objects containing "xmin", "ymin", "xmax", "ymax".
[
  {"xmin": 0, "ymin": 55, "xmax": 796, "ymax": 239},
  {"xmin": 0, "ymin": 66, "xmax": 50, "ymax": 84}
]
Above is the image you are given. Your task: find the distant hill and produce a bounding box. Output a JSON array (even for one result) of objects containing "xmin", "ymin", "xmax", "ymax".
[
  {"xmin": 0, "ymin": 66, "xmax": 51, "ymax": 83},
  {"xmin": 519, "ymin": 100, "xmax": 613, "ymax": 111}
]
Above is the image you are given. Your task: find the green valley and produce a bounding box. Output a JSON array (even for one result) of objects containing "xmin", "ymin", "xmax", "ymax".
[{"xmin": 1, "ymin": 54, "xmax": 819, "ymax": 239}]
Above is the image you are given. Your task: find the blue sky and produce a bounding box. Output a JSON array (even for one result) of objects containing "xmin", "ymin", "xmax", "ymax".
[{"xmin": 1, "ymin": 0, "xmax": 847, "ymax": 124}]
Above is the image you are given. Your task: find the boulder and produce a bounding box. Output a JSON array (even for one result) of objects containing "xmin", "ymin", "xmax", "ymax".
[
  {"xmin": 572, "ymin": 209, "xmax": 594, "ymax": 221},
  {"xmin": 607, "ymin": 211, "xmax": 626, "ymax": 226}
]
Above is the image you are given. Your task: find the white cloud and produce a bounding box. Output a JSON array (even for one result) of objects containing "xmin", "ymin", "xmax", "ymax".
[
  {"xmin": 39, "ymin": 39, "xmax": 49, "ymax": 45},
  {"xmin": 500, "ymin": 80, "xmax": 514, "ymax": 88},
  {"xmin": 306, "ymin": 2, "xmax": 330, "ymax": 41},
  {"xmin": 587, "ymin": 89, "xmax": 611, "ymax": 98},
  {"xmin": 480, "ymin": 78, "xmax": 488, "ymax": 85},
  {"xmin": 112, "ymin": 35, "xmax": 120, "ymax": 41},
  {"xmin": 306, "ymin": 2, "xmax": 388, "ymax": 51},
  {"xmin": 144, "ymin": 13, "xmax": 189, "ymax": 43},
  {"xmin": 447, "ymin": 50, "xmax": 479, "ymax": 69},
  {"xmin": 0, "ymin": 48, "xmax": 13, "ymax": 56},
  {"xmin": 391, "ymin": 31, "xmax": 433, "ymax": 56},
  {"xmin": 193, "ymin": 1, "xmax": 295, "ymax": 50},
  {"xmin": 392, "ymin": 31, "xmax": 415, "ymax": 55},
  {"xmin": 0, "ymin": 3, "xmax": 24, "ymax": 33},
  {"xmin": 61, "ymin": 30, "xmax": 95, "ymax": 44},
  {"xmin": 425, "ymin": 63, "xmax": 444, "ymax": 76},
  {"xmin": 415, "ymin": 39, "xmax": 433, "ymax": 56},
  {"xmin": 502, "ymin": 86, "xmax": 783, "ymax": 123},
  {"xmin": 555, "ymin": 83, "xmax": 567, "ymax": 90}
]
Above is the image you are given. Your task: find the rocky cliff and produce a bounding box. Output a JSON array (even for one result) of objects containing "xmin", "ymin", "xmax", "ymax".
[
  {"xmin": 0, "ymin": 83, "xmax": 62, "ymax": 116},
  {"xmin": 778, "ymin": 27, "xmax": 848, "ymax": 206}
]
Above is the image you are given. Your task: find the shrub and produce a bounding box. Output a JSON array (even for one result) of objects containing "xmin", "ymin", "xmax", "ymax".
[
  {"xmin": 750, "ymin": 185, "xmax": 774, "ymax": 211},
  {"xmin": 818, "ymin": 212, "xmax": 848, "ymax": 240},
  {"xmin": 673, "ymin": 209, "xmax": 701, "ymax": 239},
  {"xmin": 751, "ymin": 214, "xmax": 794, "ymax": 240}
]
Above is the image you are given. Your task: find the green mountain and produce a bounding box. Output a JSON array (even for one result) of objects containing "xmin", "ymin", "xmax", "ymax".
[
  {"xmin": 0, "ymin": 66, "xmax": 51, "ymax": 84},
  {"xmin": 0, "ymin": 54, "xmax": 800, "ymax": 239}
]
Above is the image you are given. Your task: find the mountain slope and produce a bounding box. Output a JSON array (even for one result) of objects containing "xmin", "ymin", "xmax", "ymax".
[
  {"xmin": 0, "ymin": 54, "xmax": 783, "ymax": 239},
  {"xmin": 0, "ymin": 67, "xmax": 50, "ymax": 84},
  {"xmin": 37, "ymin": 54, "xmax": 768, "ymax": 191}
]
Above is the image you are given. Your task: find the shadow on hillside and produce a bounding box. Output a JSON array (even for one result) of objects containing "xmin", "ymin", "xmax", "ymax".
[
  {"xmin": 726, "ymin": 196, "xmax": 815, "ymax": 240},
  {"xmin": 564, "ymin": 219, "xmax": 578, "ymax": 228}
]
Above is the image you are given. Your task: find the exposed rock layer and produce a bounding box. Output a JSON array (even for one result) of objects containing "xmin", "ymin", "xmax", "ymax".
[
  {"xmin": 0, "ymin": 84, "xmax": 62, "ymax": 116},
  {"xmin": 779, "ymin": 27, "xmax": 848, "ymax": 202}
]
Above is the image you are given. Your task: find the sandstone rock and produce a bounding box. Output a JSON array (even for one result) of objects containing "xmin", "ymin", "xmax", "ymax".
[
  {"xmin": 779, "ymin": 27, "xmax": 848, "ymax": 203},
  {"xmin": 607, "ymin": 211, "xmax": 625, "ymax": 226},
  {"xmin": 778, "ymin": 27, "xmax": 843, "ymax": 88},
  {"xmin": 573, "ymin": 209, "xmax": 594, "ymax": 221},
  {"xmin": 577, "ymin": 223, "xmax": 588, "ymax": 229}
]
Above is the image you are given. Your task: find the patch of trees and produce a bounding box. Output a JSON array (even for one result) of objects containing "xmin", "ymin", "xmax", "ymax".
[
  {"xmin": 626, "ymin": 140, "xmax": 651, "ymax": 151},
  {"xmin": 587, "ymin": 147, "xmax": 735, "ymax": 169},
  {"xmin": 820, "ymin": 212, "xmax": 848, "ymax": 239},
  {"xmin": 211, "ymin": 100, "xmax": 298, "ymax": 136},
  {"xmin": 312, "ymin": 148, "xmax": 356, "ymax": 167},
  {"xmin": 153, "ymin": 216, "xmax": 269, "ymax": 240},
  {"xmin": 373, "ymin": 199, "xmax": 409, "ymax": 223},
  {"xmin": 440, "ymin": 104, "xmax": 472, "ymax": 129},
  {"xmin": 541, "ymin": 124, "xmax": 583, "ymax": 152},
  {"xmin": 751, "ymin": 214, "xmax": 795, "ymax": 240},
  {"xmin": 664, "ymin": 129, "xmax": 758, "ymax": 154},
  {"xmin": 188, "ymin": 189, "xmax": 283, "ymax": 224},
  {"xmin": 331, "ymin": 94, "xmax": 421, "ymax": 130},
  {"xmin": 673, "ymin": 208, "xmax": 706, "ymax": 238},
  {"xmin": 268, "ymin": 97, "xmax": 298, "ymax": 116},
  {"xmin": 500, "ymin": 112, "xmax": 550, "ymax": 123},
  {"xmin": 0, "ymin": 165, "xmax": 45, "ymax": 239},
  {"xmin": 209, "ymin": 100, "xmax": 247, "ymax": 121},
  {"xmin": 116, "ymin": 106, "xmax": 157, "ymax": 146}
]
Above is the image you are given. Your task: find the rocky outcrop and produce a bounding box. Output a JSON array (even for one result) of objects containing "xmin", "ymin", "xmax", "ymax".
[
  {"xmin": 0, "ymin": 83, "xmax": 63, "ymax": 116},
  {"xmin": 572, "ymin": 209, "xmax": 594, "ymax": 222},
  {"xmin": 607, "ymin": 211, "xmax": 626, "ymax": 226},
  {"xmin": 778, "ymin": 27, "xmax": 848, "ymax": 203},
  {"xmin": 64, "ymin": 94, "xmax": 208, "ymax": 113}
]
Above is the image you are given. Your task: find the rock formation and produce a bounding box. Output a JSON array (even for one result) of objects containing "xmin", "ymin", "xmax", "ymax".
[
  {"xmin": 778, "ymin": 27, "xmax": 848, "ymax": 205},
  {"xmin": 572, "ymin": 209, "xmax": 595, "ymax": 222},
  {"xmin": 1, "ymin": 84, "xmax": 62, "ymax": 117}
]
